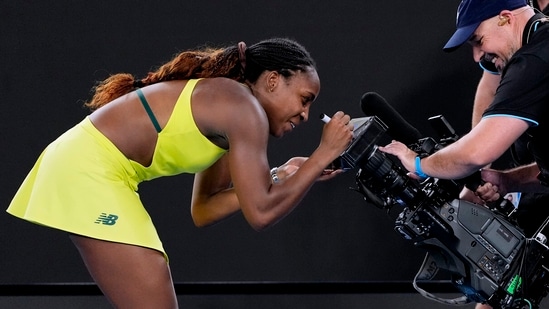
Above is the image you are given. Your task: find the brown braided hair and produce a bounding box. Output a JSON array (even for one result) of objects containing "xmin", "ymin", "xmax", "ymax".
[{"xmin": 84, "ymin": 37, "xmax": 316, "ymax": 111}]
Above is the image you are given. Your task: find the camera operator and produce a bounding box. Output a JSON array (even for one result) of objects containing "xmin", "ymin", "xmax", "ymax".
[
  {"xmin": 458, "ymin": 1, "xmax": 549, "ymax": 308},
  {"xmin": 379, "ymin": 0, "xmax": 549, "ymax": 231}
]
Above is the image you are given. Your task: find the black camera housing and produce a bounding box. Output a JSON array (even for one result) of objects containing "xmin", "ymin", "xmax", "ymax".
[{"xmin": 345, "ymin": 116, "xmax": 549, "ymax": 309}]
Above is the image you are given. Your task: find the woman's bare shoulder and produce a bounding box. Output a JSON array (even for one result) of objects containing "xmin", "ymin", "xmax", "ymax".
[
  {"xmin": 196, "ymin": 78, "xmax": 250, "ymax": 97},
  {"xmin": 191, "ymin": 78, "xmax": 267, "ymax": 138}
]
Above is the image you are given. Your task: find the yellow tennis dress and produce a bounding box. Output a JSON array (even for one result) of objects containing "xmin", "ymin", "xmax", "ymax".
[{"xmin": 6, "ymin": 79, "xmax": 227, "ymax": 260}]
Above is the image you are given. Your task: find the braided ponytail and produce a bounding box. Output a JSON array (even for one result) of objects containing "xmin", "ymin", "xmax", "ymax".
[{"xmin": 84, "ymin": 38, "xmax": 315, "ymax": 111}]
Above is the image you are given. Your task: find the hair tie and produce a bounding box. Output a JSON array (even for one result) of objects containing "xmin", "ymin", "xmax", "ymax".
[
  {"xmin": 237, "ymin": 41, "xmax": 247, "ymax": 73},
  {"xmin": 133, "ymin": 80, "xmax": 144, "ymax": 88}
]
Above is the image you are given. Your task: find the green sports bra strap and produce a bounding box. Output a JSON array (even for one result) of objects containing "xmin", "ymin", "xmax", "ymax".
[{"xmin": 136, "ymin": 88, "xmax": 162, "ymax": 133}]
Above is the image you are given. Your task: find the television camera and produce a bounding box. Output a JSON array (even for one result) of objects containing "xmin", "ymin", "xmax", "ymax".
[{"xmin": 335, "ymin": 99, "xmax": 549, "ymax": 309}]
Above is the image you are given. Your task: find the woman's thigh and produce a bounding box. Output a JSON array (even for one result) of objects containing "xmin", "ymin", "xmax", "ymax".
[{"xmin": 70, "ymin": 234, "xmax": 178, "ymax": 309}]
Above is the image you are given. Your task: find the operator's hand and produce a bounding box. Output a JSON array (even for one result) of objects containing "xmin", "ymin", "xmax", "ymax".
[
  {"xmin": 459, "ymin": 187, "xmax": 486, "ymax": 205},
  {"xmin": 378, "ymin": 140, "xmax": 418, "ymax": 175},
  {"xmin": 475, "ymin": 181, "xmax": 501, "ymax": 203},
  {"xmin": 480, "ymin": 168, "xmax": 508, "ymax": 194}
]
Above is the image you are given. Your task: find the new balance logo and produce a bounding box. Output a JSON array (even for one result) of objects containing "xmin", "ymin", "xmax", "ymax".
[{"xmin": 95, "ymin": 213, "xmax": 119, "ymax": 225}]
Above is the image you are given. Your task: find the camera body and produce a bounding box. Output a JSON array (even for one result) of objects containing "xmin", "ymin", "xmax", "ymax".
[{"xmin": 345, "ymin": 116, "xmax": 549, "ymax": 308}]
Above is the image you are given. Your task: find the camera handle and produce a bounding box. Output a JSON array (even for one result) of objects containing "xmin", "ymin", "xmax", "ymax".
[{"xmin": 461, "ymin": 170, "xmax": 517, "ymax": 219}]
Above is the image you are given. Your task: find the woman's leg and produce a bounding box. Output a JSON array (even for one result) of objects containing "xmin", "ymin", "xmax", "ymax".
[{"xmin": 70, "ymin": 234, "xmax": 178, "ymax": 309}]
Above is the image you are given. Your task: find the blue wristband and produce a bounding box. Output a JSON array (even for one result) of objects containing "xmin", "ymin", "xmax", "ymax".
[{"xmin": 414, "ymin": 156, "xmax": 428, "ymax": 178}]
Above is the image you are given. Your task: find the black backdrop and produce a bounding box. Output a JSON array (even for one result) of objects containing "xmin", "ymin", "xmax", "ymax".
[{"xmin": 0, "ymin": 0, "xmax": 482, "ymax": 284}]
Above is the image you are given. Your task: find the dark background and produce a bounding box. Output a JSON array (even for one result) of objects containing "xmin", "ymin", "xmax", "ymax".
[{"xmin": 1, "ymin": 0, "xmax": 481, "ymax": 286}]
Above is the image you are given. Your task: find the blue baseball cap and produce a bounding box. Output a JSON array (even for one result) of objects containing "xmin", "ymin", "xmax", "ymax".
[{"xmin": 443, "ymin": 0, "xmax": 528, "ymax": 52}]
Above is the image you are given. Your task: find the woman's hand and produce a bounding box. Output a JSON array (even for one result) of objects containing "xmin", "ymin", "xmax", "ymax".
[
  {"xmin": 276, "ymin": 157, "xmax": 307, "ymax": 180},
  {"xmin": 317, "ymin": 168, "xmax": 345, "ymax": 181},
  {"xmin": 276, "ymin": 156, "xmax": 345, "ymax": 182},
  {"xmin": 317, "ymin": 111, "xmax": 354, "ymax": 162}
]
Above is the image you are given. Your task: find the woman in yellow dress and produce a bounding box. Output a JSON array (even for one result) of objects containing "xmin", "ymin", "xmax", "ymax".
[{"xmin": 7, "ymin": 37, "xmax": 353, "ymax": 308}]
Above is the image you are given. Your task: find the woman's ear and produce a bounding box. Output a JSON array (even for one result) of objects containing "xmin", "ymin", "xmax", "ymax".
[{"xmin": 267, "ymin": 71, "xmax": 279, "ymax": 92}]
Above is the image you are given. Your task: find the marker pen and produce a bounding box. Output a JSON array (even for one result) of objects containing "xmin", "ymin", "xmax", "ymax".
[
  {"xmin": 319, "ymin": 113, "xmax": 352, "ymax": 172},
  {"xmin": 319, "ymin": 113, "xmax": 331, "ymax": 123}
]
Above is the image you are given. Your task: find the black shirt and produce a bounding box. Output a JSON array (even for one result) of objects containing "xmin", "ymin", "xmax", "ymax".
[
  {"xmin": 484, "ymin": 13, "xmax": 549, "ymax": 173},
  {"xmin": 482, "ymin": 12, "xmax": 549, "ymax": 236}
]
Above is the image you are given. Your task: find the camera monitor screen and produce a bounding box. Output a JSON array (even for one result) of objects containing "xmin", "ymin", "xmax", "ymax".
[{"xmin": 481, "ymin": 219, "xmax": 521, "ymax": 258}]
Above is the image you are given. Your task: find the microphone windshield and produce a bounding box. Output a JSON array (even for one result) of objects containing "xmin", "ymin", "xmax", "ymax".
[{"xmin": 360, "ymin": 92, "xmax": 422, "ymax": 145}]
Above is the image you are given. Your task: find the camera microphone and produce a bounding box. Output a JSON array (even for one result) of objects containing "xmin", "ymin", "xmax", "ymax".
[{"xmin": 360, "ymin": 92, "xmax": 423, "ymax": 145}]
